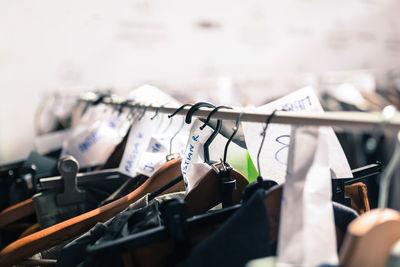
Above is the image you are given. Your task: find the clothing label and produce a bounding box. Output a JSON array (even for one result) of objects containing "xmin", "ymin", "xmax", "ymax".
[
  {"xmin": 135, "ymin": 117, "xmax": 190, "ymax": 177},
  {"xmin": 119, "ymin": 112, "xmax": 159, "ymax": 177},
  {"xmin": 277, "ymin": 126, "xmax": 338, "ymax": 267},
  {"xmin": 135, "ymin": 134, "xmax": 169, "ymax": 177},
  {"xmin": 61, "ymin": 105, "xmax": 131, "ymax": 168},
  {"xmin": 242, "ymin": 86, "xmax": 352, "ymax": 184},
  {"xmin": 181, "ymin": 120, "xmax": 213, "ymax": 192},
  {"xmin": 119, "ymin": 85, "xmax": 187, "ymax": 177}
]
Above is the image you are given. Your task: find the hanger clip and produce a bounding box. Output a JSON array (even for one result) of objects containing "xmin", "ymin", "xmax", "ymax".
[
  {"xmin": 56, "ymin": 156, "xmax": 86, "ymax": 206},
  {"xmin": 20, "ymin": 164, "xmax": 37, "ymax": 194},
  {"xmin": 160, "ymin": 199, "xmax": 189, "ymax": 263},
  {"xmin": 212, "ymin": 160, "xmax": 236, "ymax": 208}
]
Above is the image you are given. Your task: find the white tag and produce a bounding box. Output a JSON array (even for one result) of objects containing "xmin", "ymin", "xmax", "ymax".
[
  {"xmin": 242, "ymin": 86, "xmax": 352, "ymax": 184},
  {"xmin": 134, "ymin": 116, "xmax": 191, "ymax": 177},
  {"xmin": 61, "ymin": 106, "xmax": 131, "ymax": 168},
  {"xmin": 119, "ymin": 85, "xmax": 188, "ymax": 177},
  {"xmin": 34, "ymin": 129, "xmax": 72, "ymax": 154},
  {"xmin": 135, "ymin": 134, "xmax": 169, "ymax": 177},
  {"xmin": 277, "ymin": 126, "xmax": 338, "ymax": 267},
  {"xmin": 36, "ymin": 95, "xmax": 77, "ymax": 134},
  {"xmin": 181, "ymin": 120, "xmax": 213, "ymax": 192},
  {"xmin": 119, "ymin": 112, "xmax": 159, "ymax": 177}
]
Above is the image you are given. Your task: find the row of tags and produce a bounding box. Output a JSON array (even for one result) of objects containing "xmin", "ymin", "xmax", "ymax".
[{"xmin": 48, "ymin": 85, "xmax": 354, "ymax": 186}]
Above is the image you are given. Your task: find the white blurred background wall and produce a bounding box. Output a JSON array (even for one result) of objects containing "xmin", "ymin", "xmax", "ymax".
[{"xmin": 1, "ymin": 0, "xmax": 400, "ymax": 164}]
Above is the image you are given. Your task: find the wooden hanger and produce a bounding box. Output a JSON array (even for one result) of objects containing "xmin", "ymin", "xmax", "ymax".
[
  {"xmin": 0, "ymin": 199, "xmax": 35, "ymax": 229},
  {"xmin": 184, "ymin": 164, "xmax": 249, "ymax": 217},
  {"xmin": 340, "ymin": 209, "xmax": 400, "ymax": 267},
  {"xmin": 340, "ymin": 131, "xmax": 400, "ymax": 267},
  {"xmin": 0, "ymin": 157, "xmax": 184, "ymax": 267}
]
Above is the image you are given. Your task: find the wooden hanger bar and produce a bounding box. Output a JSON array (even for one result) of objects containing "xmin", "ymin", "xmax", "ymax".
[{"xmin": 78, "ymin": 93, "xmax": 400, "ymax": 132}]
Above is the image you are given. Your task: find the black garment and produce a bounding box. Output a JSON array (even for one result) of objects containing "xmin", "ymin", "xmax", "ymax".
[
  {"xmin": 177, "ymin": 189, "xmax": 274, "ymax": 267},
  {"xmin": 177, "ymin": 192, "xmax": 358, "ymax": 267},
  {"xmin": 57, "ymin": 223, "xmax": 107, "ymax": 267}
]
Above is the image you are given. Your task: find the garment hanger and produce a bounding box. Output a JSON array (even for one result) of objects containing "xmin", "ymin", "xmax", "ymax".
[
  {"xmin": 184, "ymin": 102, "xmax": 220, "ymax": 164},
  {"xmin": 184, "ymin": 106, "xmax": 249, "ymax": 216},
  {"xmin": 340, "ymin": 130, "xmax": 400, "ymax": 267},
  {"xmin": 0, "ymin": 106, "xmax": 188, "ymax": 266}
]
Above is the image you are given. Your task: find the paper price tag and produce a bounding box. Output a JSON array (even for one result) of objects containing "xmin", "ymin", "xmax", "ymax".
[
  {"xmin": 61, "ymin": 106, "xmax": 131, "ymax": 168},
  {"xmin": 135, "ymin": 135, "xmax": 169, "ymax": 177},
  {"xmin": 181, "ymin": 120, "xmax": 213, "ymax": 192},
  {"xmin": 277, "ymin": 126, "xmax": 338, "ymax": 267},
  {"xmin": 119, "ymin": 112, "xmax": 158, "ymax": 177},
  {"xmin": 242, "ymin": 86, "xmax": 352, "ymax": 184}
]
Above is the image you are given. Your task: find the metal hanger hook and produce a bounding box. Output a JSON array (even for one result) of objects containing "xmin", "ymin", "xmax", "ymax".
[
  {"xmin": 151, "ymin": 105, "xmax": 164, "ymax": 120},
  {"xmin": 118, "ymin": 100, "xmax": 132, "ymax": 115},
  {"xmin": 256, "ymin": 108, "xmax": 283, "ymax": 179},
  {"xmin": 169, "ymin": 117, "xmax": 185, "ymax": 154},
  {"xmin": 168, "ymin": 104, "xmax": 193, "ymax": 118},
  {"xmin": 185, "ymin": 102, "xmax": 216, "ymax": 124},
  {"xmin": 138, "ymin": 105, "xmax": 148, "ymax": 120},
  {"xmin": 223, "ymin": 110, "xmax": 244, "ymax": 164},
  {"xmin": 200, "ymin": 105, "xmax": 233, "ymax": 130},
  {"xmin": 199, "ymin": 105, "xmax": 230, "ymax": 164}
]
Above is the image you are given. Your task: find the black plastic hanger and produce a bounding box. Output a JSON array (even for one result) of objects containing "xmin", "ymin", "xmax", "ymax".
[{"xmin": 184, "ymin": 102, "xmax": 218, "ymax": 164}]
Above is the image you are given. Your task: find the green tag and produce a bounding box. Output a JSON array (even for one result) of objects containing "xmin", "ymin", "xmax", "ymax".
[
  {"xmin": 247, "ymin": 151, "xmax": 259, "ymax": 183},
  {"xmin": 225, "ymin": 144, "xmax": 258, "ymax": 182}
]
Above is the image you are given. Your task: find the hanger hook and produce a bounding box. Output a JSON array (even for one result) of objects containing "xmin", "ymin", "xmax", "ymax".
[
  {"xmin": 118, "ymin": 100, "xmax": 131, "ymax": 115},
  {"xmin": 256, "ymin": 109, "xmax": 282, "ymax": 181},
  {"xmin": 127, "ymin": 103, "xmax": 139, "ymax": 120},
  {"xmin": 200, "ymin": 105, "xmax": 233, "ymax": 130},
  {"xmin": 168, "ymin": 104, "xmax": 193, "ymax": 118},
  {"xmin": 138, "ymin": 105, "xmax": 148, "ymax": 120},
  {"xmin": 150, "ymin": 106, "xmax": 160, "ymax": 120},
  {"xmin": 185, "ymin": 102, "xmax": 216, "ymax": 124},
  {"xmin": 223, "ymin": 110, "xmax": 244, "ymax": 164},
  {"xmin": 162, "ymin": 112, "xmax": 173, "ymax": 134},
  {"xmin": 200, "ymin": 105, "xmax": 232, "ymax": 164},
  {"xmin": 169, "ymin": 117, "xmax": 185, "ymax": 154}
]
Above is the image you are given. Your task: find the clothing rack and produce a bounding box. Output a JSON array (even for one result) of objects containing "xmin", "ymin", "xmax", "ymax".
[{"xmin": 78, "ymin": 93, "xmax": 400, "ymax": 132}]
